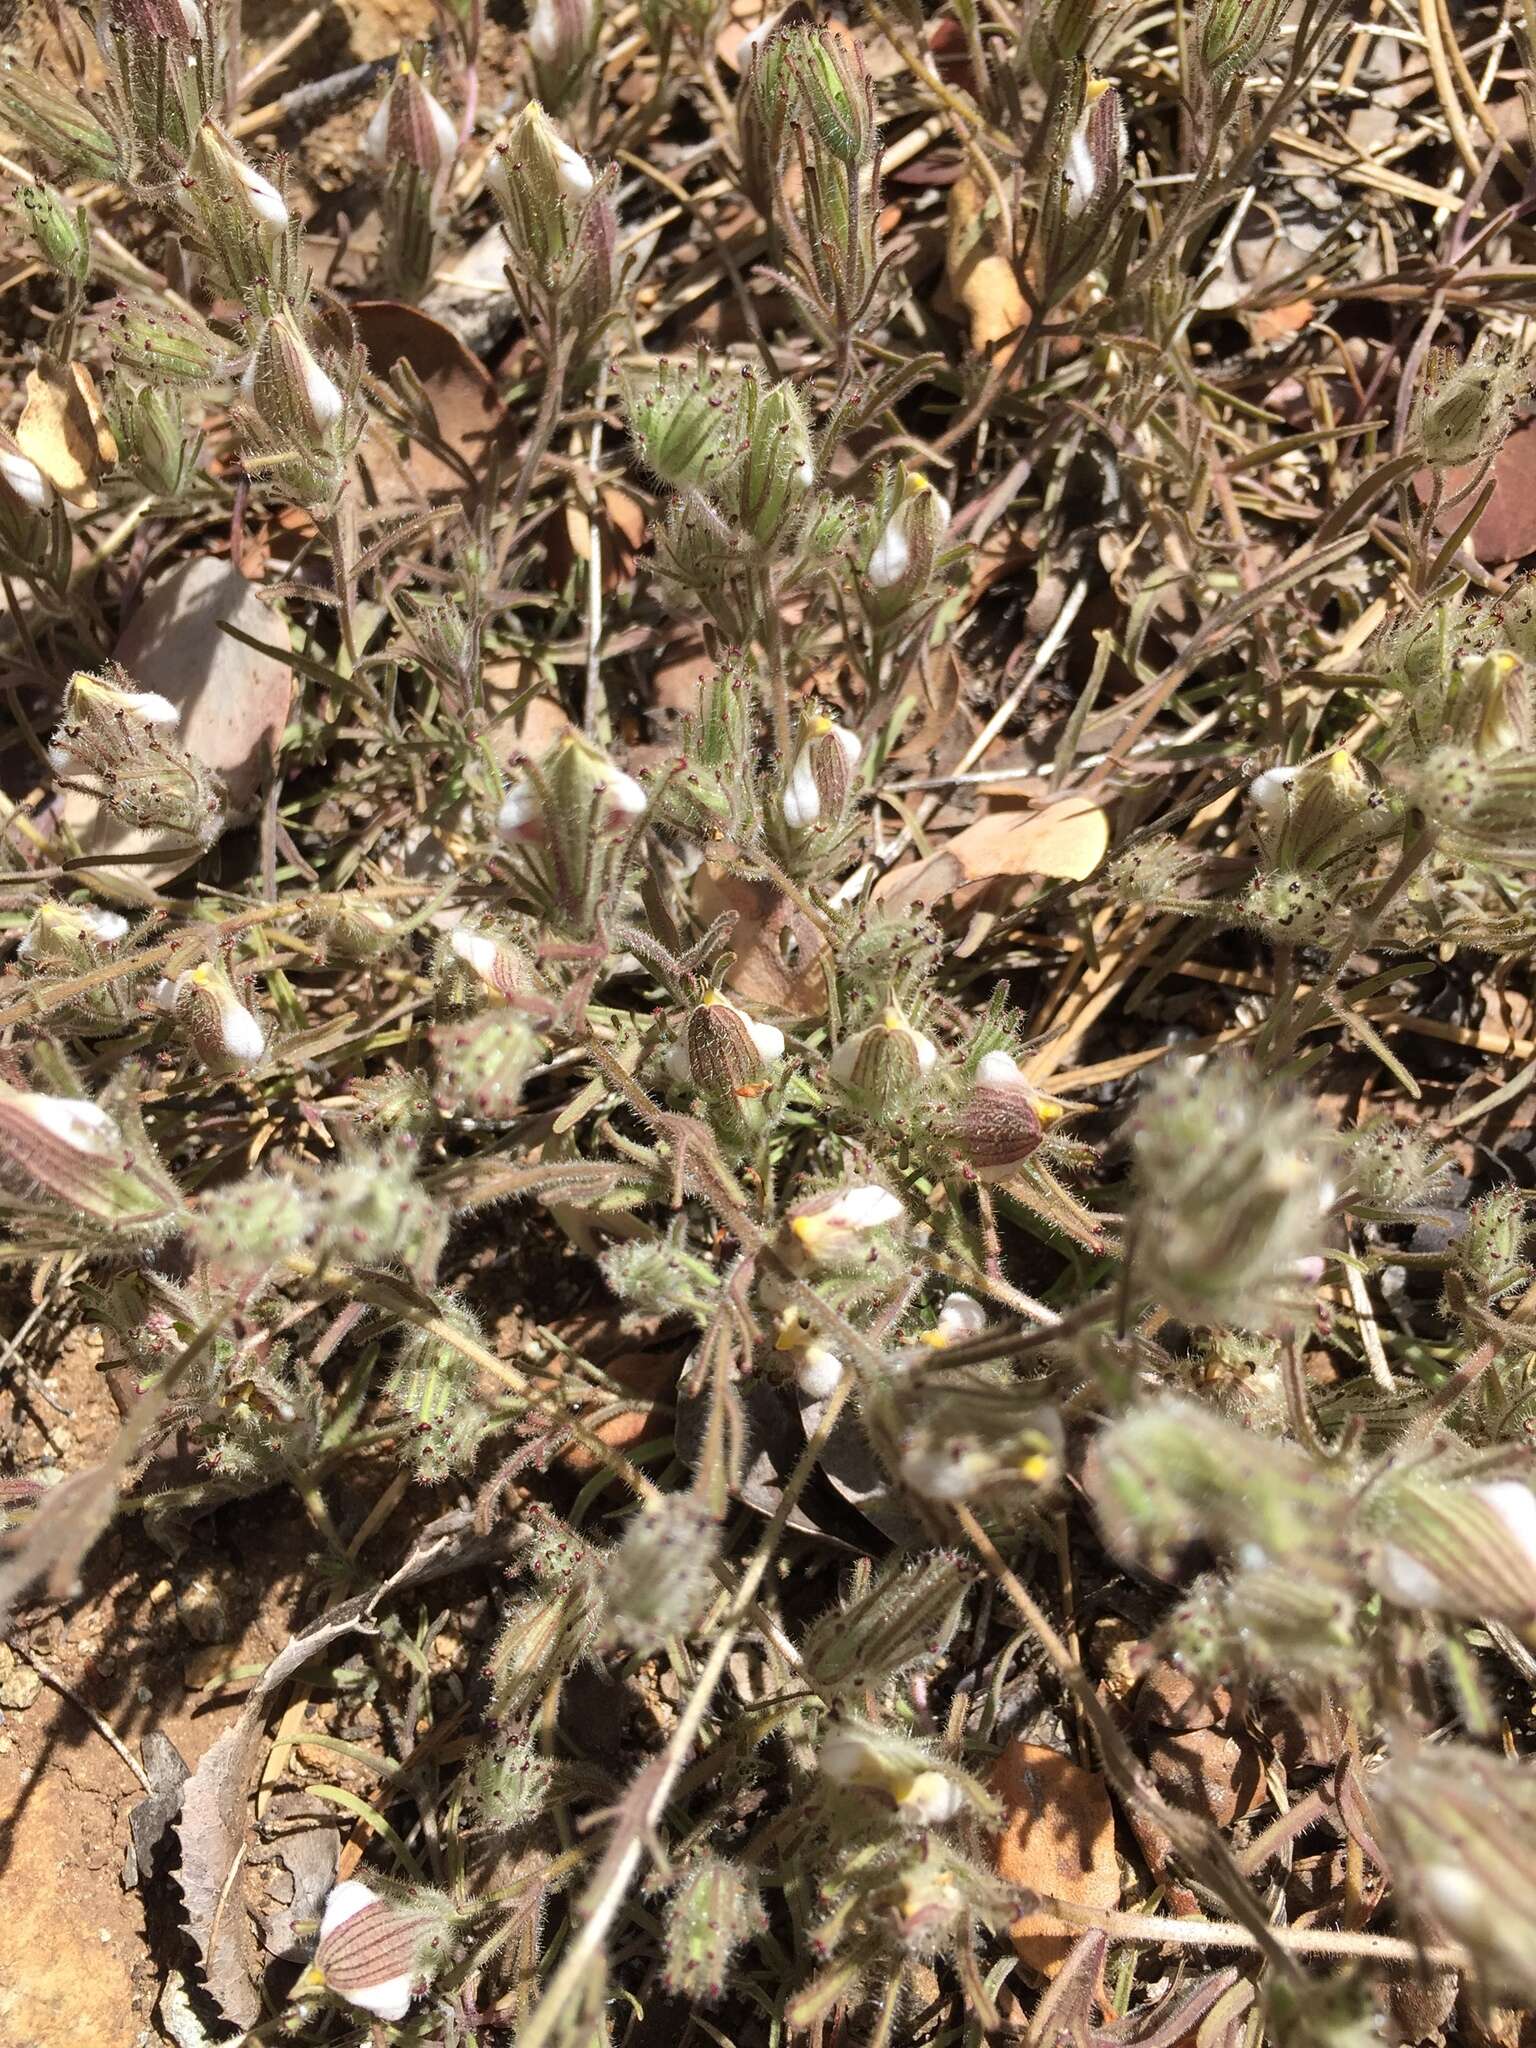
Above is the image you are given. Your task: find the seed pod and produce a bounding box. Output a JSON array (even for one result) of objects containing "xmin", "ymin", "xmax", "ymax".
[
  {"xmin": 954, "ymin": 1048, "xmax": 1049, "ymax": 1180},
  {"xmin": 1453, "ymin": 1187, "xmax": 1529, "ymax": 1303},
  {"xmin": 311, "ymin": 1152, "xmax": 435, "ymax": 1269},
  {"xmin": 1416, "ymin": 345, "xmax": 1530, "ymax": 470},
  {"xmin": 623, "ymin": 353, "xmax": 741, "ymax": 491},
  {"xmin": 18, "ymin": 185, "xmax": 90, "ymax": 291},
  {"xmin": 787, "ymin": 27, "xmax": 876, "ymax": 167},
  {"xmin": 191, "ymin": 1174, "xmax": 313, "ymax": 1278},
  {"xmin": 604, "ymin": 1495, "xmax": 720, "ymax": 1649},
  {"xmin": 667, "ymin": 990, "xmax": 784, "ymax": 1097},
  {"xmin": 527, "ymin": 0, "xmax": 599, "ymax": 111},
  {"xmin": 303, "ymin": 1882, "xmax": 430, "ymax": 2022},
  {"xmin": 386, "ymin": 1299, "xmax": 491, "ymax": 1479},
  {"xmin": 802, "ymin": 1550, "xmax": 972, "ymax": 1696},
  {"xmin": 431, "ymin": 1010, "xmax": 541, "ymax": 1120},
  {"xmin": 101, "ymin": 299, "xmax": 227, "ymax": 385},
  {"xmin": 1241, "ymin": 870, "xmax": 1337, "ymax": 944},
  {"xmin": 467, "ymin": 1735, "xmax": 551, "ymax": 1831},
  {"xmin": 489, "ymin": 1582, "xmax": 601, "ymax": 1717},
  {"xmin": 0, "ymin": 63, "xmax": 119, "ymax": 178},
  {"xmin": 112, "ymin": 383, "xmax": 196, "ymax": 496},
  {"xmin": 664, "ymin": 1858, "xmax": 767, "ymax": 2003}
]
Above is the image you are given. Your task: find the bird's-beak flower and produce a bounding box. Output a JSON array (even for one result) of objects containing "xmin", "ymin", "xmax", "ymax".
[
  {"xmin": 782, "ymin": 714, "xmax": 861, "ymax": 833},
  {"xmin": 774, "ymin": 1308, "xmax": 843, "ymax": 1399},
  {"xmin": 788, "ymin": 1184, "xmax": 905, "ymax": 1263},
  {"xmin": 304, "ymin": 1881, "xmax": 421, "ymax": 2023}
]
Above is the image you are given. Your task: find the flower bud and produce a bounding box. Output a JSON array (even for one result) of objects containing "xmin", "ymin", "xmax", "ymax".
[
  {"xmin": 1063, "ymin": 78, "xmax": 1125, "ymax": 222},
  {"xmin": 1130, "ymin": 1057, "xmax": 1335, "ymax": 1329},
  {"xmin": 1367, "ymin": 1477, "xmax": 1536, "ymax": 1624},
  {"xmin": 787, "ymin": 27, "xmax": 876, "ymax": 168},
  {"xmin": 787, "ymin": 1183, "xmax": 905, "ymax": 1265},
  {"xmin": 386, "ymin": 1298, "xmax": 492, "ymax": 1479},
  {"xmin": 866, "ymin": 473, "xmax": 951, "ymax": 595},
  {"xmin": 301, "ymin": 1881, "xmax": 433, "ymax": 2021},
  {"xmin": 663, "ymin": 1859, "xmax": 766, "ymax": 2004},
  {"xmin": 186, "ymin": 117, "xmax": 290, "ymax": 236},
  {"xmin": 364, "ymin": 55, "xmax": 457, "ymax": 181},
  {"xmin": 1343, "ymin": 1118, "xmax": 1445, "ymax": 1216},
  {"xmin": 0, "ymin": 1088, "xmax": 179, "ymax": 1227},
  {"xmin": 17, "ymin": 903, "xmax": 129, "ymax": 965},
  {"xmin": 112, "ymin": 383, "xmax": 197, "ymax": 497},
  {"xmin": 1373, "ymin": 1745, "xmax": 1536, "ymax": 2002},
  {"xmin": 1409, "ymin": 742, "xmax": 1536, "ymax": 862},
  {"xmin": 527, "ymin": 0, "xmax": 599, "ymax": 111},
  {"xmin": 1193, "ymin": 0, "xmax": 1289, "ymax": 84},
  {"xmin": 488, "ymin": 101, "xmax": 594, "ymax": 278},
  {"xmin": 107, "ymin": 0, "xmax": 203, "ymax": 44},
  {"xmin": 157, "ymin": 964, "xmax": 266, "ymax": 1069},
  {"xmin": 801, "ymin": 1550, "xmax": 971, "ymax": 1697},
  {"xmin": 623, "ymin": 353, "xmax": 742, "ymax": 492},
  {"xmin": 467, "ymin": 1734, "xmax": 552, "ymax": 1831},
  {"xmin": 1453, "ymin": 1187, "xmax": 1529, "ymax": 1303},
  {"xmin": 1167, "ymin": 1562, "xmax": 1359, "ymax": 1694},
  {"xmin": 781, "ymin": 713, "xmax": 860, "ymax": 832},
  {"xmin": 240, "ymin": 306, "xmax": 347, "ymax": 446},
  {"xmin": 1086, "ymin": 1396, "xmax": 1338, "ymax": 1576},
  {"xmin": 773, "ymin": 1307, "xmax": 843, "ymax": 1399},
  {"xmin": 897, "ymin": 1382, "xmax": 1062, "ymax": 1503},
  {"xmin": 953, "ymin": 1048, "xmax": 1057, "ymax": 1181},
  {"xmin": 0, "ymin": 62, "xmax": 120, "ymax": 178},
  {"xmin": 1248, "ymin": 747, "xmax": 1388, "ymax": 871},
  {"xmin": 831, "ymin": 1004, "xmax": 937, "ymax": 1111},
  {"xmin": 101, "ymin": 299, "xmax": 227, "ymax": 385},
  {"xmin": 729, "ymin": 372, "xmax": 815, "ymax": 550},
  {"xmin": 442, "ymin": 925, "xmax": 532, "ymax": 1006},
  {"xmin": 432, "ymin": 1008, "xmax": 540, "ymax": 1122},
  {"xmin": 1416, "ymin": 345, "xmax": 1530, "ymax": 470},
  {"xmin": 737, "ymin": 21, "xmax": 797, "ymax": 218},
  {"xmin": 667, "ymin": 989, "xmax": 784, "ymax": 1097},
  {"xmin": 489, "ymin": 1580, "xmax": 601, "ymax": 1717},
  {"xmin": 604, "ymin": 1495, "xmax": 720, "ymax": 1650},
  {"xmin": 49, "ymin": 666, "xmax": 221, "ymax": 847},
  {"xmin": 66, "ymin": 670, "xmax": 178, "ymax": 735},
  {"xmin": 18, "ymin": 185, "xmax": 90, "ymax": 292}
]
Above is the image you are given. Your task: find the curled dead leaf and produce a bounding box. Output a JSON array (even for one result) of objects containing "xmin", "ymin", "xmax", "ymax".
[
  {"xmin": 16, "ymin": 356, "xmax": 118, "ymax": 510},
  {"xmin": 991, "ymin": 1739, "xmax": 1120, "ymax": 1979},
  {"xmin": 946, "ymin": 173, "xmax": 1028, "ymax": 356},
  {"xmin": 692, "ymin": 863, "xmax": 830, "ymax": 1020},
  {"xmin": 875, "ymin": 797, "xmax": 1109, "ymax": 911}
]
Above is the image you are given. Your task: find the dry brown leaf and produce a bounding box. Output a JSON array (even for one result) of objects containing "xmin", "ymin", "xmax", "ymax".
[
  {"xmin": 992, "ymin": 1740, "xmax": 1120, "ymax": 1979},
  {"xmin": 16, "ymin": 356, "xmax": 118, "ymax": 510},
  {"xmin": 875, "ymin": 797, "xmax": 1109, "ymax": 910},
  {"xmin": 1413, "ymin": 415, "xmax": 1536, "ymax": 564},
  {"xmin": 946, "ymin": 173, "xmax": 1028, "ymax": 355},
  {"xmin": 352, "ymin": 299, "xmax": 516, "ymax": 505},
  {"xmin": 692, "ymin": 864, "xmax": 829, "ymax": 1020},
  {"xmin": 893, "ymin": 644, "xmax": 966, "ymax": 763}
]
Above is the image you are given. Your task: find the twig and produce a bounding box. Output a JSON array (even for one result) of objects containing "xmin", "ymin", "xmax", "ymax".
[{"xmin": 5, "ymin": 1636, "xmax": 154, "ymax": 1794}]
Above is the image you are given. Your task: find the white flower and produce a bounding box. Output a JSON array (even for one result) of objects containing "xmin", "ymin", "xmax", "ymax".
[
  {"xmin": 72, "ymin": 674, "xmax": 180, "ymax": 730},
  {"xmin": 1373, "ymin": 1542, "xmax": 1448, "ymax": 1610},
  {"xmin": 866, "ymin": 478, "xmax": 950, "ymax": 592},
  {"xmin": 312, "ymin": 1881, "xmax": 416, "ymax": 2023},
  {"xmin": 165, "ymin": 966, "xmax": 266, "ymax": 1066},
  {"xmin": 82, "ymin": 907, "xmax": 130, "ymax": 943},
  {"xmin": 667, "ymin": 993, "xmax": 784, "ymax": 1087},
  {"xmin": 829, "ymin": 1005, "xmax": 938, "ymax": 1084},
  {"xmin": 789, "ymin": 1184, "xmax": 905, "ymax": 1263},
  {"xmin": 1249, "ymin": 765, "xmax": 1300, "ymax": 816},
  {"xmin": 217, "ymin": 996, "xmax": 266, "ymax": 1064},
  {"xmin": 1063, "ymin": 82, "xmax": 1125, "ymax": 221},
  {"xmin": 497, "ymin": 778, "xmax": 546, "ymax": 843},
  {"xmin": 975, "ymin": 1048, "xmax": 1022, "ymax": 1088},
  {"xmin": 0, "ymin": 446, "xmax": 52, "ymax": 514},
  {"xmin": 899, "ymin": 1771, "xmax": 964, "ymax": 1825},
  {"xmin": 551, "ymin": 130, "xmax": 595, "ymax": 199},
  {"xmin": 922, "ymin": 1292, "xmax": 987, "ymax": 1348},
  {"xmin": 899, "ymin": 1441, "xmax": 989, "ymax": 1501},
  {"xmin": 774, "ymin": 1308, "xmax": 843, "ymax": 1399},
  {"xmin": 598, "ymin": 764, "xmax": 648, "ymax": 832},
  {"xmin": 450, "ymin": 929, "xmax": 500, "ymax": 978},
  {"xmin": 781, "ymin": 718, "xmax": 860, "ymax": 832},
  {"xmin": 234, "ymin": 157, "xmax": 290, "ymax": 233},
  {"xmin": 1376, "ymin": 1480, "xmax": 1536, "ymax": 1611},
  {"xmin": 18, "ymin": 905, "xmax": 128, "ymax": 959},
  {"xmin": 11, "ymin": 1093, "xmax": 120, "ymax": 1155},
  {"xmin": 47, "ymin": 743, "xmax": 75, "ymax": 776}
]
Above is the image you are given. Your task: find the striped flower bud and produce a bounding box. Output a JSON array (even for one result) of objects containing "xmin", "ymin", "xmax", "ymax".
[
  {"xmin": 241, "ymin": 307, "xmax": 345, "ymax": 445},
  {"xmin": 866, "ymin": 474, "xmax": 950, "ymax": 594},
  {"xmin": 106, "ymin": 0, "xmax": 202, "ymax": 44},
  {"xmin": 787, "ymin": 27, "xmax": 876, "ymax": 168},
  {"xmin": 664, "ymin": 1858, "xmax": 766, "ymax": 2005},
  {"xmin": 818, "ymin": 1722, "xmax": 974, "ymax": 1826},
  {"xmin": 364, "ymin": 55, "xmax": 457, "ymax": 181},
  {"xmin": 774, "ymin": 1307, "xmax": 843, "ymax": 1399},
  {"xmin": 954, "ymin": 1049, "xmax": 1056, "ymax": 1181},
  {"xmin": 302, "ymin": 1882, "xmax": 429, "ymax": 2022},
  {"xmin": 667, "ymin": 989, "xmax": 784, "ymax": 1097},
  {"xmin": 1416, "ymin": 345, "xmax": 1530, "ymax": 471},
  {"xmin": 0, "ymin": 1089, "xmax": 179, "ymax": 1226},
  {"xmin": 431, "ymin": 1010, "xmax": 540, "ymax": 1120},
  {"xmin": 445, "ymin": 925, "xmax": 530, "ymax": 1003},
  {"xmin": 18, "ymin": 903, "xmax": 129, "ymax": 963},
  {"xmin": 19, "ymin": 185, "xmax": 90, "ymax": 292},
  {"xmin": 1194, "ymin": 0, "xmax": 1288, "ymax": 84},
  {"xmin": 187, "ymin": 118, "xmax": 290, "ymax": 236},
  {"xmin": 1063, "ymin": 77, "xmax": 1125, "ymax": 222},
  {"xmin": 1368, "ymin": 1477, "xmax": 1536, "ymax": 1625},
  {"xmin": 731, "ymin": 374, "xmax": 816, "ymax": 550},
  {"xmin": 66, "ymin": 670, "xmax": 178, "ymax": 733},
  {"xmin": 788, "ymin": 1183, "xmax": 905, "ymax": 1265},
  {"xmin": 781, "ymin": 713, "xmax": 860, "ymax": 833},
  {"xmin": 527, "ymin": 0, "xmax": 599, "ymax": 111},
  {"xmin": 830, "ymin": 1003, "xmax": 937, "ymax": 1109},
  {"xmin": 488, "ymin": 101, "xmax": 594, "ymax": 278},
  {"xmin": 623, "ymin": 353, "xmax": 741, "ymax": 492},
  {"xmin": 156, "ymin": 964, "xmax": 266, "ymax": 1069}
]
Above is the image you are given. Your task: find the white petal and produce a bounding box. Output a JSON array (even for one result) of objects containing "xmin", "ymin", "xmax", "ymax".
[
  {"xmin": 176, "ymin": 0, "xmax": 203, "ymax": 34},
  {"xmin": 937, "ymin": 1292, "xmax": 987, "ymax": 1341},
  {"xmin": 497, "ymin": 780, "xmax": 545, "ymax": 842},
  {"xmin": 219, "ymin": 1000, "xmax": 266, "ymax": 1063},
  {"xmin": 1477, "ymin": 1480, "xmax": 1536, "ymax": 1575},
  {"xmin": 602, "ymin": 767, "xmax": 648, "ymax": 827},
  {"xmin": 83, "ymin": 909, "xmax": 129, "ymax": 943},
  {"xmin": 841, "ymin": 1185, "xmax": 904, "ymax": 1229},
  {"xmin": 153, "ymin": 975, "xmax": 180, "ymax": 1012},
  {"xmin": 795, "ymin": 1347, "xmax": 843, "ymax": 1400},
  {"xmin": 47, "ymin": 744, "xmax": 75, "ymax": 776},
  {"xmin": 319, "ymin": 1881, "xmax": 382, "ymax": 1939},
  {"xmin": 553, "ymin": 136, "xmax": 595, "ymax": 199},
  {"xmin": 451, "ymin": 929, "xmax": 499, "ymax": 977},
  {"xmin": 300, "ymin": 352, "xmax": 344, "ymax": 429},
  {"xmin": 1374, "ymin": 1542, "xmax": 1449, "ymax": 1609},
  {"xmin": 664, "ymin": 1041, "xmax": 694, "ymax": 1087},
  {"xmin": 781, "ymin": 750, "xmax": 821, "ymax": 832},
  {"xmin": 866, "ymin": 519, "xmax": 909, "ymax": 591},
  {"xmin": 344, "ymin": 1971, "xmax": 415, "ymax": 2022},
  {"xmin": 829, "ymin": 723, "xmax": 863, "ymax": 770},
  {"xmin": 746, "ymin": 1018, "xmax": 785, "ymax": 1063},
  {"xmin": 975, "ymin": 1049, "xmax": 1022, "ymax": 1088},
  {"xmin": 527, "ymin": 0, "xmax": 561, "ymax": 61},
  {"xmin": 425, "ymin": 89, "xmax": 459, "ymax": 165},
  {"xmin": 17, "ymin": 1094, "xmax": 119, "ymax": 1153},
  {"xmin": 239, "ymin": 162, "xmax": 290, "ymax": 232},
  {"xmin": 901, "ymin": 1771, "xmax": 963, "ymax": 1824},
  {"xmin": 829, "ymin": 1036, "xmax": 861, "ymax": 1082},
  {"xmin": 122, "ymin": 689, "xmax": 181, "ymax": 729},
  {"xmin": 911, "ymin": 1029, "xmax": 938, "ymax": 1072},
  {"xmin": 363, "ymin": 95, "xmax": 391, "ymax": 165},
  {"xmin": 0, "ymin": 448, "xmax": 52, "ymax": 512},
  {"xmin": 240, "ymin": 348, "xmax": 260, "ymax": 403},
  {"xmin": 1249, "ymin": 766, "xmax": 1299, "ymax": 816}
]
